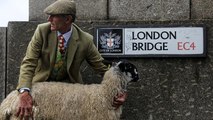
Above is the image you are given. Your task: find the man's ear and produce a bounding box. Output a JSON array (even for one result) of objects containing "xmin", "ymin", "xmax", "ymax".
[{"xmin": 65, "ymin": 15, "xmax": 72, "ymax": 23}]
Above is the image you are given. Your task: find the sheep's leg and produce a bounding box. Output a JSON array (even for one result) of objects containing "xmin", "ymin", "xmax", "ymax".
[{"xmin": 0, "ymin": 91, "xmax": 20, "ymax": 120}]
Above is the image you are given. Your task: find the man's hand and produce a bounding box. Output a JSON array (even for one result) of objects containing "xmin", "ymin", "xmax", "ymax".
[
  {"xmin": 113, "ymin": 92, "xmax": 128, "ymax": 109},
  {"xmin": 16, "ymin": 92, "xmax": 33, "ymax": 120}
]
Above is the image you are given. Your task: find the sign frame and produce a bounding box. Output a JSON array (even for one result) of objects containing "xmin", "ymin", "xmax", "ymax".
[{"xmin": 94, "ymin": 24, "xmax": 207, "ymax": 58}]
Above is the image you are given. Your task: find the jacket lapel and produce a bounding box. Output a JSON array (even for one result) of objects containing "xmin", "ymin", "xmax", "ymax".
[
  {"xmin": 48, "ymin": 31, "xmax": 57, "ymax": 69},
  {"xmin": 66, "ymin": 24, "xmax": 79, "ymax": 71}
]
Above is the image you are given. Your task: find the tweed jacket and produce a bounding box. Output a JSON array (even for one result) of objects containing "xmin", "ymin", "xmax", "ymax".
[{"xmin": 17, "ymin": 22, "xmax": 108, "ymax": 89}]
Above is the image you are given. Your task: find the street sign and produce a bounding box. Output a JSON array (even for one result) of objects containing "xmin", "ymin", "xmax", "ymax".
[{"xmin": 95, "ymin": 26, "xmax": 206, "ymax": 57}]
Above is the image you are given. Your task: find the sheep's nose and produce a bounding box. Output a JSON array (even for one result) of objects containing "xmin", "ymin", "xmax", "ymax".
[{"xmin": 132, "ymin": 74, "xmax": 139, "ymax": 82}]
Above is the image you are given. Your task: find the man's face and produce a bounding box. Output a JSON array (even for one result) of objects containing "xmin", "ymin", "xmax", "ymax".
[{"xmin": 47, "ymin": 15, "xmax": 67, "ymax": 32}]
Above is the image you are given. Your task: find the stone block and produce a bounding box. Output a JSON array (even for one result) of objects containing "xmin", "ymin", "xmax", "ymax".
[
  {"xmin": 90, "ymin": 20, "xmax": 213, "ymax": 120},
  {"xmin": 0, "ymin": 27, "xmax": 6, "ymax": 102},
  {"xmin": 109, "ymin": 0, "xmax": 190, "ymax": 20},
  {"xmin": 29, "ymin": 0, "xmax": 107, "ymax": 21},
  {"xmin": 29, "ymin": 0, "xmax": 54, "ymax": 21},
  {"xmin": 191, "ymin": 0, "xmax": 213, "ymax": 19},
  {"xmin": 76, "ymin": 0, "xmax": 107, "ymax": 20},
  {"xmin": 7, "ymin": 22, "xmax": 41, "ymax": 94}
]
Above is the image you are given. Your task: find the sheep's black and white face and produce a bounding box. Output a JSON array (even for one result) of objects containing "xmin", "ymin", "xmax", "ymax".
[{"xmin": 116, "ymin": 61, "xmax": 139, "ymax": 82}]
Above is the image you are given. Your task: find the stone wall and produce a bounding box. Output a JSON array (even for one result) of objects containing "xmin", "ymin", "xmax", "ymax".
[
  {"xmin": 191, "ymin": 0, "xmax": 213, "ymax": 19},
  {"xmin": 5, "ymin": 20, "xmax": 213, "ymax": 120},
  {"xmin": 6, "ymin": 22, "xmax": 40, "ymax": 94},
  {"xmin": 1, "ymin": 0, "xmax": 213, "ymax": 120},
  {"xmin": 0, "ymin": 28, "xmax": 6, "ymax": 103},
  {"xmin": 29, "ymin": 0, "xmax": 213, "ymax": 21}
]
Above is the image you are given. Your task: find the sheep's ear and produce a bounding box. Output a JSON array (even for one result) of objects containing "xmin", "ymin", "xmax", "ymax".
[
  {"xmin": 118, "ymin": 62, "xmax": 126, "ymax": 72},
  {"xmin": 112, "ymin": 62, "xmax": 117, "ymax": 66}
]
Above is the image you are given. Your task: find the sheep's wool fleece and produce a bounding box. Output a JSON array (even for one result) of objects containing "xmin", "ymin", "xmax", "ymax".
[{"xmin": 0, "ymin": 67, "xmax": 124, "ymax": 120}]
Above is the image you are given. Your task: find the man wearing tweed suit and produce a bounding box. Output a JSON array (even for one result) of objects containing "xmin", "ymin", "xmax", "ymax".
[{"xmin": 16, "ymin": 0, "xmax": 127, "ymax": 119}]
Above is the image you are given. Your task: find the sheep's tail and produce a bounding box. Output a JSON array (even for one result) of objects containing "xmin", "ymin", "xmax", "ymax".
[{"xmin": 0, "ymin": 90, "xmax": 19, "ymax": 120}]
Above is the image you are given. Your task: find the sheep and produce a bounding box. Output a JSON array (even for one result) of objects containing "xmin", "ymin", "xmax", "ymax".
[{"xmin": 0, "ymin": 60, "xmax": 139, "ymax": 120}]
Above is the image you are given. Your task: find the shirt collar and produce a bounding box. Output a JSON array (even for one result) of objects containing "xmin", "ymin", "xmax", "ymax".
[{"xmin": 57, "ymin": 26, "xmax": 73, "ymax": 47}]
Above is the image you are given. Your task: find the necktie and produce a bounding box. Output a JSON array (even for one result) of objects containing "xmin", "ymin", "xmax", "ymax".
[
  {"xmin": 49, "ymin": 34, "xmax": 68, "ymax": 81},
  {"xmin": 58, "ymin": 34, "xmax": 65, "ymax": 54}
]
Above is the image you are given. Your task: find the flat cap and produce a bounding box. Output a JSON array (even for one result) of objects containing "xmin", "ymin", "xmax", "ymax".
[{"xmin": 44, "ymin": 0, "xmax": 76, "ymax": 15}]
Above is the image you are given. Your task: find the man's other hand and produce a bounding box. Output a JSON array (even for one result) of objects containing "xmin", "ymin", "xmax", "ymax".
[{"xmin": 113, "ymin": 92, "xmax": 127, "ymax": 109}]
